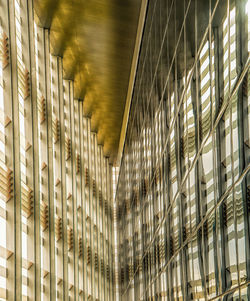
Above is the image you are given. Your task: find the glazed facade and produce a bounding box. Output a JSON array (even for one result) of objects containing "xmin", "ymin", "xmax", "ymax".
[{"xmin": 116, "ymin": 0, "xmax": 250, "ymax": 300}]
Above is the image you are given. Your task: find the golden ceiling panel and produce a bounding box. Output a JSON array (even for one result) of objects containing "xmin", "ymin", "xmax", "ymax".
[{"xmin": 34, "ymin": 0, "xmax": 142, "ymax": 163}]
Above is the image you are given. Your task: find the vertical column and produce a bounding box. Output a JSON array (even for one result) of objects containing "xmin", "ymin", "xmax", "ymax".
[
  {"xmin": 63, "ymin": 79, "xmax": 74, "ymax": 299},
  {"xmin": 53, "ymin": 56, "xmax": 64, "ymax": 300},
  {"xmin": 1, "ymin": 0, "xmax": 20, "ymax": 299},
  {"xmin": 70, "ymin": 84, "xmax": 78, "ymax": 299},
  {"xmin": 97, "ymin": 145, "xmax": 102, "ymax": 301},
  {"xmin": 79, "ymin": 103, "xmax": 86, "ymax": 300},
  {"xmin": 83, "ymin": 116, "xmax": 89, "ymax": 300},
  {"xmin": 35, "ymin": 26, "xmax": 52, "ymax": 301},
  {"xmin": 93, "ymin": 134, "xmax": 99, "ymax": 301},
  {"xmin": 25, "ymin": 0, "xmax": 40, "ymax": 299},
  {"xmin": 75, "ymin": 100, "xmax": 83, "ymax": 299},
  {"xmin": 86, "ymin": 118, "xmax": 92, "ymax": 299}
]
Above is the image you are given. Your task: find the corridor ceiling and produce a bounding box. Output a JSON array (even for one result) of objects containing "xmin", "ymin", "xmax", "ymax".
[{"xmin": 34, "ymin": 0, "xmax": 142, "ymax": 163}]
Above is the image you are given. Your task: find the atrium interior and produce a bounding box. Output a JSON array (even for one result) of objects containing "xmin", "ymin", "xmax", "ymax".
[{"xmin": 0, "ymin": 0, "xmax": 249, "ymax": 300}]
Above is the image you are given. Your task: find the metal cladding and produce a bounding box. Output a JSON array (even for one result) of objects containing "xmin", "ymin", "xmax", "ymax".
[{"xmin": 0, "ymin": 0, "xmax": 115, "ymax": 299}]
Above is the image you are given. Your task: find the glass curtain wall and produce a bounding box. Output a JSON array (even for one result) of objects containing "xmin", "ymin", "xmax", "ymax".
[
  {"xmin": 116, "ymin": 0, "xmax": 250, "ymax": 300},
  {"xmin": 0, "ymin": 0, "xmax": 115, "ymax": 300}
]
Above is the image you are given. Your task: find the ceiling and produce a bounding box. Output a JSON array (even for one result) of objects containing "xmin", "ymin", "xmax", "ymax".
[{"xmin": 34, "ymin": 0, "xmax": 142, "ymax": 163}]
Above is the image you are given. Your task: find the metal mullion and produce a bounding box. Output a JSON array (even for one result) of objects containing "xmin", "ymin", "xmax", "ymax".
[
  {"xmin": 111, "ymin": 164, "xmax": 114, "ymax": 301},
  {"xmin": 236, "ymin": 0, "xmax": 250, "ymax": 289},
  {"xmin": 177, "ymin": 78, "xmax": 188, "ymax": 301},
  {"xmin": 107, "ymin": 160, "xmax": 111, "ymax": 301},
  {"xmin": 64, "ymin": 80, "xmax": 74, "ymax": 298},
  {"xmin": 124, "ymin": 152, "xmax": 129, "ymax": 296},
  {"xmin": 97, "ymin": 146, "xmax": 102, "ymax": 301},
  {"xmin": 3, "ymin": 0, "xmax": 20, "ymax": 299},
  {"xmin": 91, "ymin": 134, "xmax": 95, "ymax": 300},
  {"xmin": 81, "ymin": 116, "xmax": 85, "ymax": 300},
  {"xmin": 74, "ymin": 99, "xmax": 83, "ymax": 300},
  {"xmin": 151, "ymin": 91, "xmax": 156, "ymax": 300},
  {"xmin": 128, "ymin": 158, "xmax": 133, "ymax": 300},
  {"xmin": 94, "ymin": 137, "xmax": 99, "ymax": 301},
  {"xmin": 209, "ymin": 28, "xmax": 221, "ymax": 298},
  {"xmin": 98, "ymin": 145, "xmax": 102, "ymax": 300},
  {"xmin": 102, "ymin": 154, "xmax": 107, "ymax": 301},
  {"xmin": 144, "ymin": 116, "xmax": 154, "ymax": 298},
  {"xmin": 160, "ymin": 102, "xmax": 165, "ymax": 270},
  {"xmin": 42, "ymin": 28, "xmax": 53, "ymax": 301},
  {"xmin": 86, "ymin": 119, "xmax": 92, "ymax": 298},
  {"xmin": 183, "ymin": 35, "xmax": 194, "ymax": 301},
  {"xmin": 108, "ymin": 161, "xmax": 112, "ymax": 301},
  {"xmin": 83, "ymin": 116, "xmax": 89, "ymax": 300},
  {"xmin": 19, "ymin": 0, "xmax": 36, "ymax": 295},
  {"xmin": 109, "ymin": 162, "xmax": 113, "ymax": 301},
  {"xmin": 101, "ymin": 147, "xmax": 105, "ymax": 300},
  {"xmin": 134, "ymin": 171, "xmax": 140, "ymax": 300},
  {"xmin": 236, "ymin": 0, "xmax": 250, "ymax": 291},
  {"xmin": 75, "ymin": 100, "xmax": 82, "ymax": 299},
  {"xmin": 193, "ymin": 1, "xmax": 208, "ymax": 297},
  {"xmin": 196, "ymin": 24, "xmax": 210, "ymax": 301},
  {"xmin": 142, "ymin": 171, "xmax": 146, "ymax": 301},
  {"xmin": 165, "ymin": 83, "xmax": 172, "ymax": 300},
  {"xmin": 94, "ymin": 136, "xmax": 98, "ymax": 300},
  {"xmin": 207, "ymin": 1, "xmax": 221, "ymax": 297},
  {"xmin": 89, "ymin": 133, "xmax": 94, "ymax": 299},
  {"xmin": 48, "ymin": 55, "xmax": 59, "ymax": 301},
  {"xmin": 100, "ymin": 148, "xmax": 105, "ymax": 301},
  {"xmin": 68, "ymin": 81, "xmax": 77, "ymax": 300},
  {"xmin": 104, "ymin": 157, "xmax": 109, "ymax": 301},
  {"xmin": 226, "ymin": 1, "xmax": 242, "ymax": 296},
  {"xmin": 52, "ymin": 55, "xmax": 63, "ymax": 300},
  {"xmin": 105, "ymin": 156, "xmax": 109, "ymax": 301},
  {"xmin": 131, "ymin": 195, "xmax": 136, "ymax": 301},
  {"xmin": 212, "ymin": 24, "xmax": 224, "ymax": 297},
  {"xmin": 63, "ymin": 80, "xmax": 70, "ymax": 295},
  {"xmin": 24, "ymin": 0, "xmax": 40, "ymax": 299},
  {"xmin": 147, "ymin": 126, "xmax": 152, "ymax": 300},
  {"xmin": 107, "ymin": 160, "xmax": 112, "ymax": 301},
  {"xmin": 143, "ymin": 127, "xmax": 149, "ymax": 300},
  {"xmin": 123, "ymin": 194, "xmax": 127, "ymax": 300},
  {"xmin": 57, "ymin": 60, "xmax": 68, "ymax": 301},
  {"xmin": 107, "ymin": 162, "xmax": 112, "ymax": 301},
  {"xmin": 155, "ymin": 90, "xmax": 163, "ymax": 296},
  {"xmin": 79, "ymin": 103, "xmax": 85, "ymax": 300},
  {"xmin": 139, "ymin": 138, "xmax": 146, "ymax": 301},
  {"xmin": 67, "ymin": 81, "xmax": 76, "ymax": 300},
  {"xmin": 86, "ymin": 117, "xmax": 90, "ymax": 301},
  {"xmin": 126, "ymin": 153, "xmax": 131, "ymax": 300},
  {"xmin": 172, "ymin": 38, "xmax": 179, "ymax": 296},
  {"xmin": 178, "ymin": 64, "xmax": 189, "ymax": 301},
  {"xmin": 98, "ymin": 140, "xmax": 102, "ymax": 301},
  {"xmin": 214, "ymin": 7, "xmax": 230, "ymax": 294},
  {"xmin": 118, "ymin": 192, "xmax": 122, "ymax": 299},
  {"xmin": 92, "ymin": 133, "xmax": 98, "ymax": 299},
  {"xmin": 34, "ymin": 23, "xmax": 47, "ymax": 301}
]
